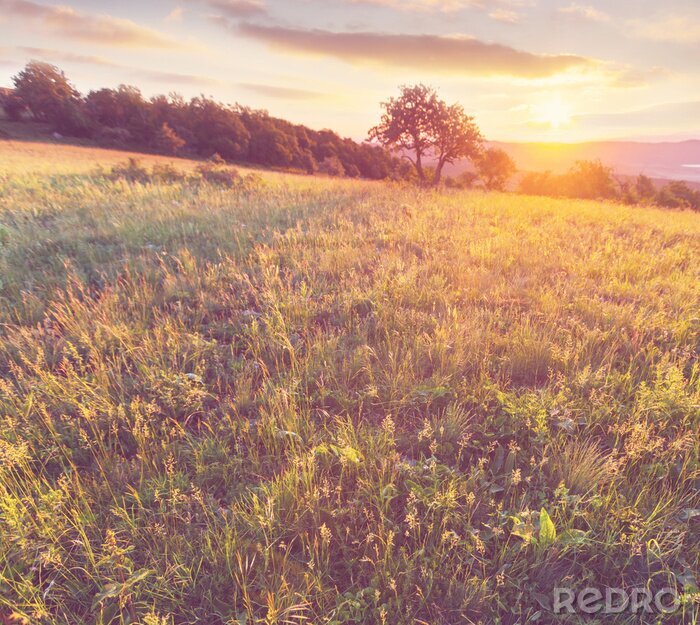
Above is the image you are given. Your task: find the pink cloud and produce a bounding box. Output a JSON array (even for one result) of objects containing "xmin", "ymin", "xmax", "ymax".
[{"xmin": 236, "ymin": 22, "xmax": 593, "ymax": 78}]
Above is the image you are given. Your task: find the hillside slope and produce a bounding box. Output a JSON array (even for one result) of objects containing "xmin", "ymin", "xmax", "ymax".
[{"xmin": 0, "ymin": 152, "xmax": 698, "ymax": 623}]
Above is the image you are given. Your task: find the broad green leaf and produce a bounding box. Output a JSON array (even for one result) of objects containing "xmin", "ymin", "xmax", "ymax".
[
  {"xmin": 510, "ymin": 516, "xmax": 535, "ymax": 543},
  {"xmin": 539, "ymin": 508, "xmax": 557, "ymax": 548}
]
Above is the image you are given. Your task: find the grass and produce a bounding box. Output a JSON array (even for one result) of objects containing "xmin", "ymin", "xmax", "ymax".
[{"xmin": 0, "ymin": 143, "xmax": 698, "ymax": 624}]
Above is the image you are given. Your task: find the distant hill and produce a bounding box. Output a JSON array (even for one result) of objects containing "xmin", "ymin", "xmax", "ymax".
[{"xmin": 442, "ymin": 139, "xmax": 700, "ymax": 186}]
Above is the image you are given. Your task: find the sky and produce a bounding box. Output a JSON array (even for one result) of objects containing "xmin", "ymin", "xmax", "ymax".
[{"xmin": 0, "ymin": 0, "xmax": 698, "ymax": 142}]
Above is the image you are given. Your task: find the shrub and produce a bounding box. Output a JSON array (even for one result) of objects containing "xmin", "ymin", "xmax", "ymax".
[
  {"xmin": 239, "ymin": 172, "xmax": 266, "ymax": 193},
  {"xmin": 519, "ymin": 171, "xmax": 556, "ymax": 196},
  {"xmin": 151, "ymin": 163, "xmax": 187, "ymax": 184},
  {"xmin": 108, "ymin": 158, "xmax": 151, "ymax": 184},
  {"xmin": 519, "ymin": 161, "xmax": 618, "ymax": 200},
  {"xmin": 445, "ymin": 171, "xmax": 480, "ymax": 189},
  {"xmin": 194, "ymin": 159, "xmax": 242, "ymax": 187},
  {"xmin": 656, "ymin": 181, "xmax": 700, "ymax": 210}
]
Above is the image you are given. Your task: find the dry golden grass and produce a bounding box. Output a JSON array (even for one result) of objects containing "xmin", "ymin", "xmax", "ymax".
[{"xmin": 0, "ymin": 136, "xmax": 320, "ymax": 185}]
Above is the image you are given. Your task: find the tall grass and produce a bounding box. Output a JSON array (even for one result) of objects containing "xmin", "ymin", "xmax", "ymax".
[{"xmin": 0, "ymin": 159, "xmax": 698, "ymax": 624}]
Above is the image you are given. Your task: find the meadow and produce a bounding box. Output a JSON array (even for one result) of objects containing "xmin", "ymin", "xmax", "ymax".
[{"xmin": 0, "ymin": 143, "xmax": 698, "ymax": 624}]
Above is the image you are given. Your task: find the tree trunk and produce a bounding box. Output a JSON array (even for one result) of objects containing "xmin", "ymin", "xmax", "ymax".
[
  {"xmin": 432, "ymin": 158, "xmax": 445, "ymax": 187},
  {"xmin": 415, "ymin": 152, "xmax": 425, "ymax": 183}
]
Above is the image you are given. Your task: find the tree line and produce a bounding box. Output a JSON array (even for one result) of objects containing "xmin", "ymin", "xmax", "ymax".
[
  {"xmin": 0, "ymin": 61, "xmax": 405, "ymax": 180},
  {"xmin": 2, "ymin": 63, "xmax": 697, "ymax": 209},
  {"xmin": 1, "ymin": 64, "xmax": 517, "ymax": 188},
  {"xmin": 518, "ymin": 160, "xmax": 700, "ymax": 210}
]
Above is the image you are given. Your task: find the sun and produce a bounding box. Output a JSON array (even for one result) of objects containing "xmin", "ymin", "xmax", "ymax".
[{"xmin": 534, "ymin": 97, "xmax": 573, "ymax": 130}]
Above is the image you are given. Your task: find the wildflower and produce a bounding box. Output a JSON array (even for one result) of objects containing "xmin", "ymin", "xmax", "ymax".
[
  {"xmin": 418, "ymin": 419, "xmax": 434, "ymax": 442},
  {"xmin": 511, "ymin": 468, "xmax": 522, "ymax": 486},
  {"xmin": 381, "ymin": 415, "xmax": 395, "ymax": 435},
  {"xmin": 165, "ymin": 454, "xmax": 176, "ymax": 476},
  {"xmin": 0, "ymin": 439, "xmax": 30, "ymax": 468}
]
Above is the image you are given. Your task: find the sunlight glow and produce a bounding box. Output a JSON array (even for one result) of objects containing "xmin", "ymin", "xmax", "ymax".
[{"xmin": 533, "ymin": 97, "xmax": 573, "ymax": 130}]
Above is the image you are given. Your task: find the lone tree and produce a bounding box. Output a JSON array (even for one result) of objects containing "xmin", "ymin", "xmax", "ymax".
[
  {"xmin": 369, "ymin": 84, "xmax": 482, "ymax": 186},
  {"xmin": 477, "ymin": 147, "xmax": 517, "ymax": 191}
]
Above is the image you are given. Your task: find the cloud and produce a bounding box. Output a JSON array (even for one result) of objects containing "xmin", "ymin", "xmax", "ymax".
[
  {"xmin": 14, "ymin": 46, "xmax": 216, "ymax": 87},
  {"xmin": 137, "ymin": 69, "xmax": 218, "ymax": 86},
  {"xmin": 574, "ymin": 100, "xmax": 700, "ymax": 129},
  {"xmin": 166, "ymin": 7, "xmax": 185, "ymax": 22},
  {"xmin": 558, "ymin": 3, "xmax": 610, "ymax": 22},
  {"xmin": 0, "ymin": 0, "xmax": 183, "ymax": 48},
  {"xmin": 611, "ymin": 65, "xmax": 670, "ymax": 88},
  {"xmin": 627, "ymin": 14, "xmax": 700, "ymax": 44},
  {"xmin": 347, "ymin": 0, "xmax": 536, "ymax": 13},
  {"xmin": 207, "ymin": 0, "xmax": 267, "ymax": 17},
  {"xmin": 17, "ymin": 46, "xmax": 117, "ymax": 66},
  {"xmin": 489, "ymin": 8, "xmax": 519, "ymax": 23},
  {"xmin": 235, "ymin": 23, "xmax": 593, "ymax": 78},
  {"xmin": 238, "ymin": 82, "xmax": 327, "ymax": 100},
  {"xmin": 348, "ymin": 0, "xmax": 481, "ymax": 12}
]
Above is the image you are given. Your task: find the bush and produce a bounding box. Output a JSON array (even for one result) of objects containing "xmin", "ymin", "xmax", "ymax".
[
  {"xmin": 519, "ymin": 171, "xmax": 556, "ymax": 196},
  {"xmin": 108, "ymin": 158, "xmax": 151, "ymax": 184},
  {"xmin": 238, "ymin": 172, "xmax": 266, "ymax": 193},
  {"xmin": 151, "ymin": 163, "xmax": 187, "ymax": 184},
  {"xmin": 445, "ymin": 171, "xmax": 480, "ymax": 190},
  {"xmin": 194, "ymin": 159, "xmax": 242, "ymax": 187},
  {"xmin": 656, "ymin": 181, "xmax": 700, "ymax": 210},
  {"xmin": 519, "ymin": 161, "xmax": 618, "ymax": 200}
]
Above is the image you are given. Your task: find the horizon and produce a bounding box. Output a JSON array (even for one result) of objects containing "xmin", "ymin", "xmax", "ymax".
[{"xmin": 0, "ymin": 0, "xmax": 699, "ymax": 144}]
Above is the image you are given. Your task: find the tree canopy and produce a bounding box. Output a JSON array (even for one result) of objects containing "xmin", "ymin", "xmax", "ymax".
[
  {"xmin": 477, "ymin": 148, "xmax": 517, "ymax": 191},
  {"xmin": 3, "ymin": 61, "xmax": 404, "ymax": 181},
  {"xmin": 369, "ymin": 84, "xmax": 483, "ymax": 186},
  {"xmin": 13, "ymin": 61, "xmax": 81, "ymax": 126}
]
